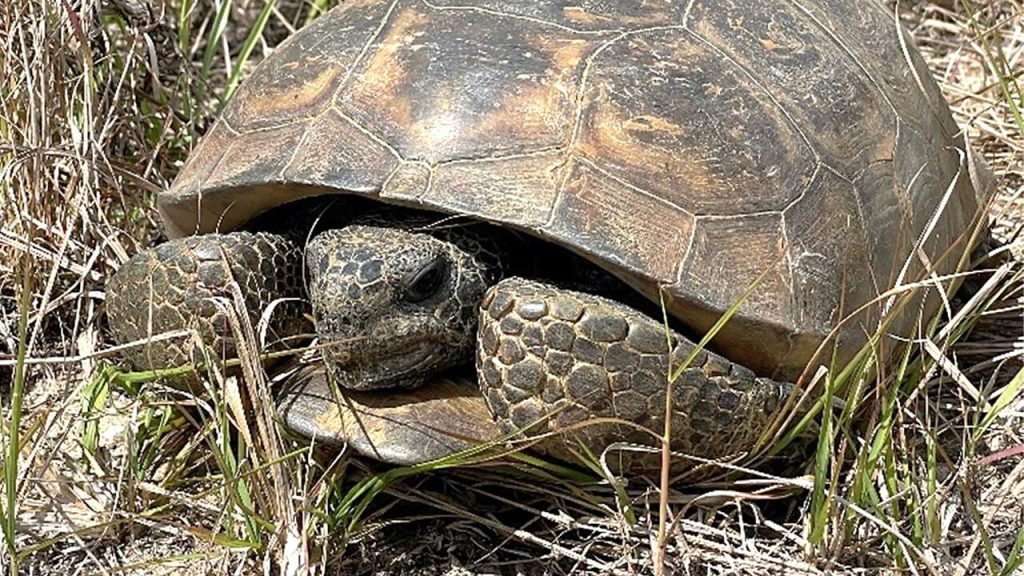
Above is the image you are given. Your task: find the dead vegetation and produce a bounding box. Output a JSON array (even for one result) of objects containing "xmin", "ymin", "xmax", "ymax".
[{"xmin": 1, "ymin": 1, "xmax": 1022, "ymax": 574}]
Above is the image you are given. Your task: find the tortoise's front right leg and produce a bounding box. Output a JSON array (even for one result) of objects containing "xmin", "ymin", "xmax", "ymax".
[
  {"xmin": 106, "ymin": 232, "xmax": 308, "ymax": 371},
  {"xmin": 476, "ymin": 278, "xmax": 794, "ymax": 472}
]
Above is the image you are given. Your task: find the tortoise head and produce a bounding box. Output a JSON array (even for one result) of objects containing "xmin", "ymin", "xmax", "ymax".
[{"xmin": 307, "ymin": 225, "xmax": 501, "ymax": 391}]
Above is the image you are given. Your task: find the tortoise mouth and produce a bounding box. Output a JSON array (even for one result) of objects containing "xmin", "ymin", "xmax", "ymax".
[{"xmin": 322, "ymin": 336, "xmax": 444, "ymax": 390}]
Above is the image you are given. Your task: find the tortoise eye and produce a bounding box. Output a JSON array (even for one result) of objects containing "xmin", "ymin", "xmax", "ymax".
[{"xmin": 402, "ymin": 256, "xmax": 448, "ymax": 303}]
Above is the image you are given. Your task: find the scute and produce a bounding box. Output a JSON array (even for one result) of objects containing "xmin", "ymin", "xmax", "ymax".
[
  {"xmin": 399, "ymin": 153, "xmax": 564, "ymax": 226},
  {"xmin": 284, "ymin": 109, "xmax": 400, "ymax": 191},
  {"xmin": 222, "ymin": 0, "xmax": 395, "ymax": 132},
  {"xmin": 545, "ymin": 160, "xmax": 694, "ymax": 286},
  {"xmin": 781, "ymin": 169, "xmax": 876, "ymax": 373},
  {"xmin": 574, "ymin": 28, "xmax": 817, "ymax": 215},
  {"xmin": 674, "ymin": 213, "xmax": 792, "ymax": 375},
  {"xmin": 336, "ymin": 1, "xmax": 594, "ymax": 163},
  {"xmin": 687, "ymin": 0, "xmax": 896, "ymax": 178},
  {"xmin": 159, "ymin": 0, "xmax": 990, "ymax": 380},
  {"xmin": 792, "ymin": 0, "xmax": 957, "ymax": 140}
]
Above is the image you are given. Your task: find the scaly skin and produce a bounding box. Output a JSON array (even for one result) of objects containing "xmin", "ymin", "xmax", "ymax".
[
  {"xmin": 106, "ymin": 232, "xmax": 307, "ymax": 370},
  {"xmin": 106, "ymin": 222, "xmax": 793, "ymax": 469},
  {"xmin": 477, "ymin": 278, "xmax": 791, "ymax": 471}
]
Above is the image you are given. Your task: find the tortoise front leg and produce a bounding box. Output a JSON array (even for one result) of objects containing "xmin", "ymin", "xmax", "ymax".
[
  {"xmin": 106, "ymin": 232, "xmax": 308, "ymax": 371},
  {"xmin": 476, "ymin": 277, "xmax": 793, "ymax": 472}
]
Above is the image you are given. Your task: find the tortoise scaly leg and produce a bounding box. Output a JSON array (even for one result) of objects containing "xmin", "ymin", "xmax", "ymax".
[
  {"xmin": 106, "ymin": 232, "xmax": 308, "ymax": 371},
  {"xmin": 477, "ymin": 277, "xmax": 794, "ymax": 472}
]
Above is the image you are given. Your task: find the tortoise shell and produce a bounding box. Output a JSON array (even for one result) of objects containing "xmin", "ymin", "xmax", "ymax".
[{"xmin": 160, "ymin": 0, "xmax": 990, "ymax": 380}]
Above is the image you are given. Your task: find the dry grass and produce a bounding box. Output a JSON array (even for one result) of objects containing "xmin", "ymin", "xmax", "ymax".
[{"xmin": 1, "ymin": 0, "xmax": 1022, "ymax": 574}]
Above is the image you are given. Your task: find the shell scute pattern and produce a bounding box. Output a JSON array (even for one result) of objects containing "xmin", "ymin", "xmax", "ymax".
[{"xmin": 687, "ymin": 0, "xmax": 896, "ymax": 177}]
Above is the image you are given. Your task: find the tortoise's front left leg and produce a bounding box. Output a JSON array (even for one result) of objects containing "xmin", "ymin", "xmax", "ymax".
[{"xmin": 476, "ymin": 278, "xmax": 794, "ymax": 472}]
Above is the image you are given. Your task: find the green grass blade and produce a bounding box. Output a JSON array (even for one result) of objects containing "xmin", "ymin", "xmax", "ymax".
[
  {"xmin": 808, "ymin": 370, "xmax": 835, "ymax": 547},
  {"xmin": 1000, "ymin": 515, "xmax": 1024, "ymax": 576},
  {"xmin": 3, "ymin": 255, "xmax": 32, "ymax": 571},
  {"xmin": 221, "ymin": 0, "xmax": 277, "ymax": 106},
  {"xmin": 200, "ymin": 0, "xmax": 233, "ymax": 82},
  {"xmin": 974, "ymin": 366, "xmax": 1024, "ymax": 440},
  {"xmin": 80, "ymin": 368, "xmax": 111, "ymax": 454},
  {"xmin": 305, "ymin": 0, "xmax": 332, "ymax": 25},
  {"xmin": 178, "ymin": 0, "xmax": 195, "ymax": 55}
]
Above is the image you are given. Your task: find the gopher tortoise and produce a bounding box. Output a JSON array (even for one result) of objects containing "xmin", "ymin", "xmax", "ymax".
[{"xmin": 106, "ymin": 0, "xmax": 991, "ymax": 471}]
